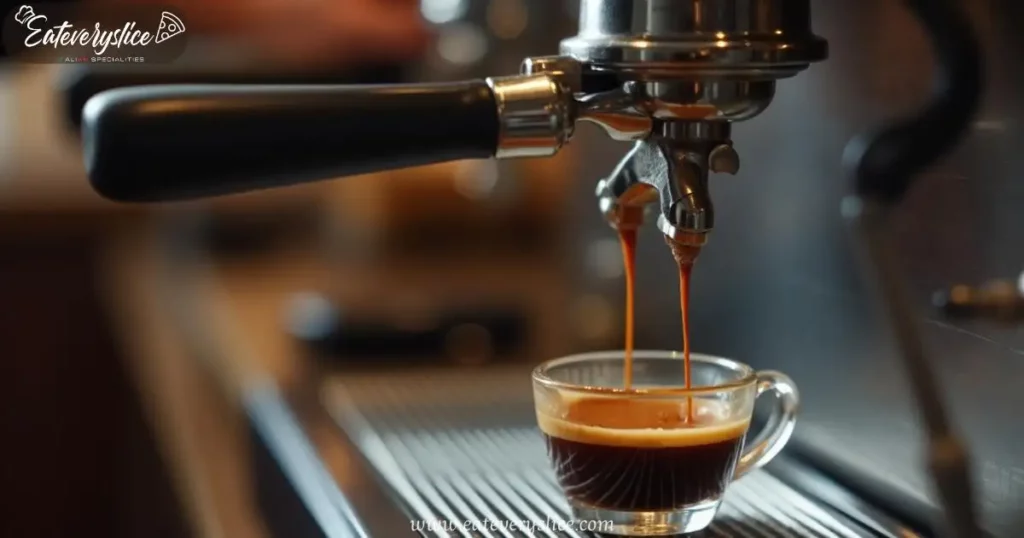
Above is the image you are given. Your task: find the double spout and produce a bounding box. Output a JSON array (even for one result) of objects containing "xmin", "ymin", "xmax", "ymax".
[{"xmin": 596, "ymin": 121, "xmax": 739, "ymax": 248}]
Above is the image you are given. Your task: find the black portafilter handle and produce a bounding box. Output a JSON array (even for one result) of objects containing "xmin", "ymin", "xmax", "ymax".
[
  {"xmin": 59, "ymin": 63, "xmax": 408, "ymax": 129},
  {"xmin": 81, "ymin": 81, "xmax": 499, "ymax": 202}
]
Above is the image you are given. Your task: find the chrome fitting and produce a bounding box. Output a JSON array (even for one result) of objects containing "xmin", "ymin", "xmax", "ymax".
[{"xmin": 485, "ymin": 74, "xmax": 574, "ymax": 159}]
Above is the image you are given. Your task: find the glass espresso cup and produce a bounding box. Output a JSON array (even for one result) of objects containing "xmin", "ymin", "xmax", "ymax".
[{"xmin": 532, "ymin": 350, "xmax": 798, "ymax": 536}]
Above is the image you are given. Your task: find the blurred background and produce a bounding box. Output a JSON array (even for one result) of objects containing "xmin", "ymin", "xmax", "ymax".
[{"xmin": 1, "ymin": 0, "xmax": 1023, "ymax": 537}]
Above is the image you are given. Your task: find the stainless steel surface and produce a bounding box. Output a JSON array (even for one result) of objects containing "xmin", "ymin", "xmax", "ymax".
[
  {"xmin": 247, "ymin": 385, "xmax": 372, "ymax": 538},
  {"xmin": 594, "ymin": 122, "xmax": 736, "ymax": 235},
  {"xmin": 574, "ymin": 85, "xmax": 652, "ymax": 142},
  {"xmin": 503, "ymin": 0, "xmax": 828, "ymax": 237},
  {"xmin": 485, "ymin": 74, "xmax": 573, "ymax": 158},
  {"xmin": 768, "ymin": 458, "xmax": 925, "ymax": 538},
  {"xmin": 839, "ymin": 0, "xmax": 984, "ymax": 534},
  {"xmin": 560, "ymin": 0, "xmax": 825, "ymax": 123},
  {"xmin": 322, "ymin": 366, "xmax": 896, "ymax": 537},
  {"xmin": 521, "ymin": 58, "xmax": 652, "ymax": 142},
  {"xmin": 709, "ymin": 144, "xmax": 741, "ymax": 175},
  {"xmin": 520, "ymin": 56, "xmax": 584, "ymax": 90},
  {"xmin": 635, "ymin": 80, "xmax": 779, "ymax": 123},
  {"xmin": 845, "ymin": 195, "xmax": 982, "ymax": 538},
  {"xmin": 560, "ymin": 0, "xmax": 828, "ymax": 78}
]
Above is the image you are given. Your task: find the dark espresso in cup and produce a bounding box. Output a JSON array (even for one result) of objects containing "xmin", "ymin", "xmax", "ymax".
[{"xmin": 538, "ymin": 396, "xmax": 748, "ymax": 511}]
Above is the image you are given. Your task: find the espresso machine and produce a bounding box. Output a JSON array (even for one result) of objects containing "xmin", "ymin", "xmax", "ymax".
[
  {"xmin": 82, "ymin": 2, "xmax": 829, "ymax": 245},
  {"xmin": 68, "ymin": 0, "xmax": 1015, "ymax": 536}
]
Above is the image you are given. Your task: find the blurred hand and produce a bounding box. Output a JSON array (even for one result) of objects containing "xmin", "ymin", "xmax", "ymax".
[{"xmin": 111, "ymin": 0, "xmax": 432, "ymax": 68}]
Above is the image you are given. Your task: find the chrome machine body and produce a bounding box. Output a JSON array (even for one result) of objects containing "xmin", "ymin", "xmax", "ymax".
[{"xmin": 484, "ymin": 0, "xmax": 829, "ymax": 241}]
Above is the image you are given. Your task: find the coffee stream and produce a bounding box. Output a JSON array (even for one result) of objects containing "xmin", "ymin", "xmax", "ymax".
[
  {"xmin": 679, "ymin": 262, "xmax": 694, "ymax": 423},
  {"xmin": 619, "ymin": 230, "xmax": 701, "ymax": 423},
  {"xmin": 618, "ymin": 228, "xmax": 638, "ymax": 388},
  {"xmin": 668, "ymin": 236, "xmax": 702, "ymax": 424}
]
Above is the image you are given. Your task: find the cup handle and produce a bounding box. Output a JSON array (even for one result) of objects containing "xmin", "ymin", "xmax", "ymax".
[{"xmin": 733, "ymin": 370, "xmax": 799, "ymax": 480}]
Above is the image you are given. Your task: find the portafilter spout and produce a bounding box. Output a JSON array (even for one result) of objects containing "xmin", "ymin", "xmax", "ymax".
[
  {"xmin": 76, "ymin": 0, "xmax": 827, "ymax": 249},
  {"xmin": 578, "ymin": 0, "xmax": 828, "ymax": 245}
]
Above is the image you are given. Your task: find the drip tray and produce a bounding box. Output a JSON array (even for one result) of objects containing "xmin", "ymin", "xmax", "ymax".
[{"xmin": 322, "ymin": 366, "xmax": 887, "ymax": 537}]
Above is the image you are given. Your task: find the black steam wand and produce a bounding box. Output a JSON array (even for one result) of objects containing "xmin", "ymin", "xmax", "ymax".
[{"xmin": 842, "ymin": 1, "xmax": 984, "ymax": 536}]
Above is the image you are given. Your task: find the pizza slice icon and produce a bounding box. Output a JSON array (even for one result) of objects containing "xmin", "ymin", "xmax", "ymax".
[{"xmin": 155, "ymin": 12, "xmax": 185, "ymax": 44}]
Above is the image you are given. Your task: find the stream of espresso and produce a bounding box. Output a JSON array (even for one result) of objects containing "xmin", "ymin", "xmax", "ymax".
[
  {"xmin": 618, "ymin": 227, "xmax": 701, "ymax": 423},
  {"xmin": 679, "ymin": 262, "xmax": 694, "ymax": 423},
  {"xmin": 668, "ymin": 236, "xmax": 703, "ymax": 424},
  {"xmin": 618, "ymin": 228, "xmax": 638, "ymax": 388}
]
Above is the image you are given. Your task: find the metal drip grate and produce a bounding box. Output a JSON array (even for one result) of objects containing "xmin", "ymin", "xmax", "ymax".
[{"xmin": 324, "ymin": 366, "xmax": 879, "ymax": 537}]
